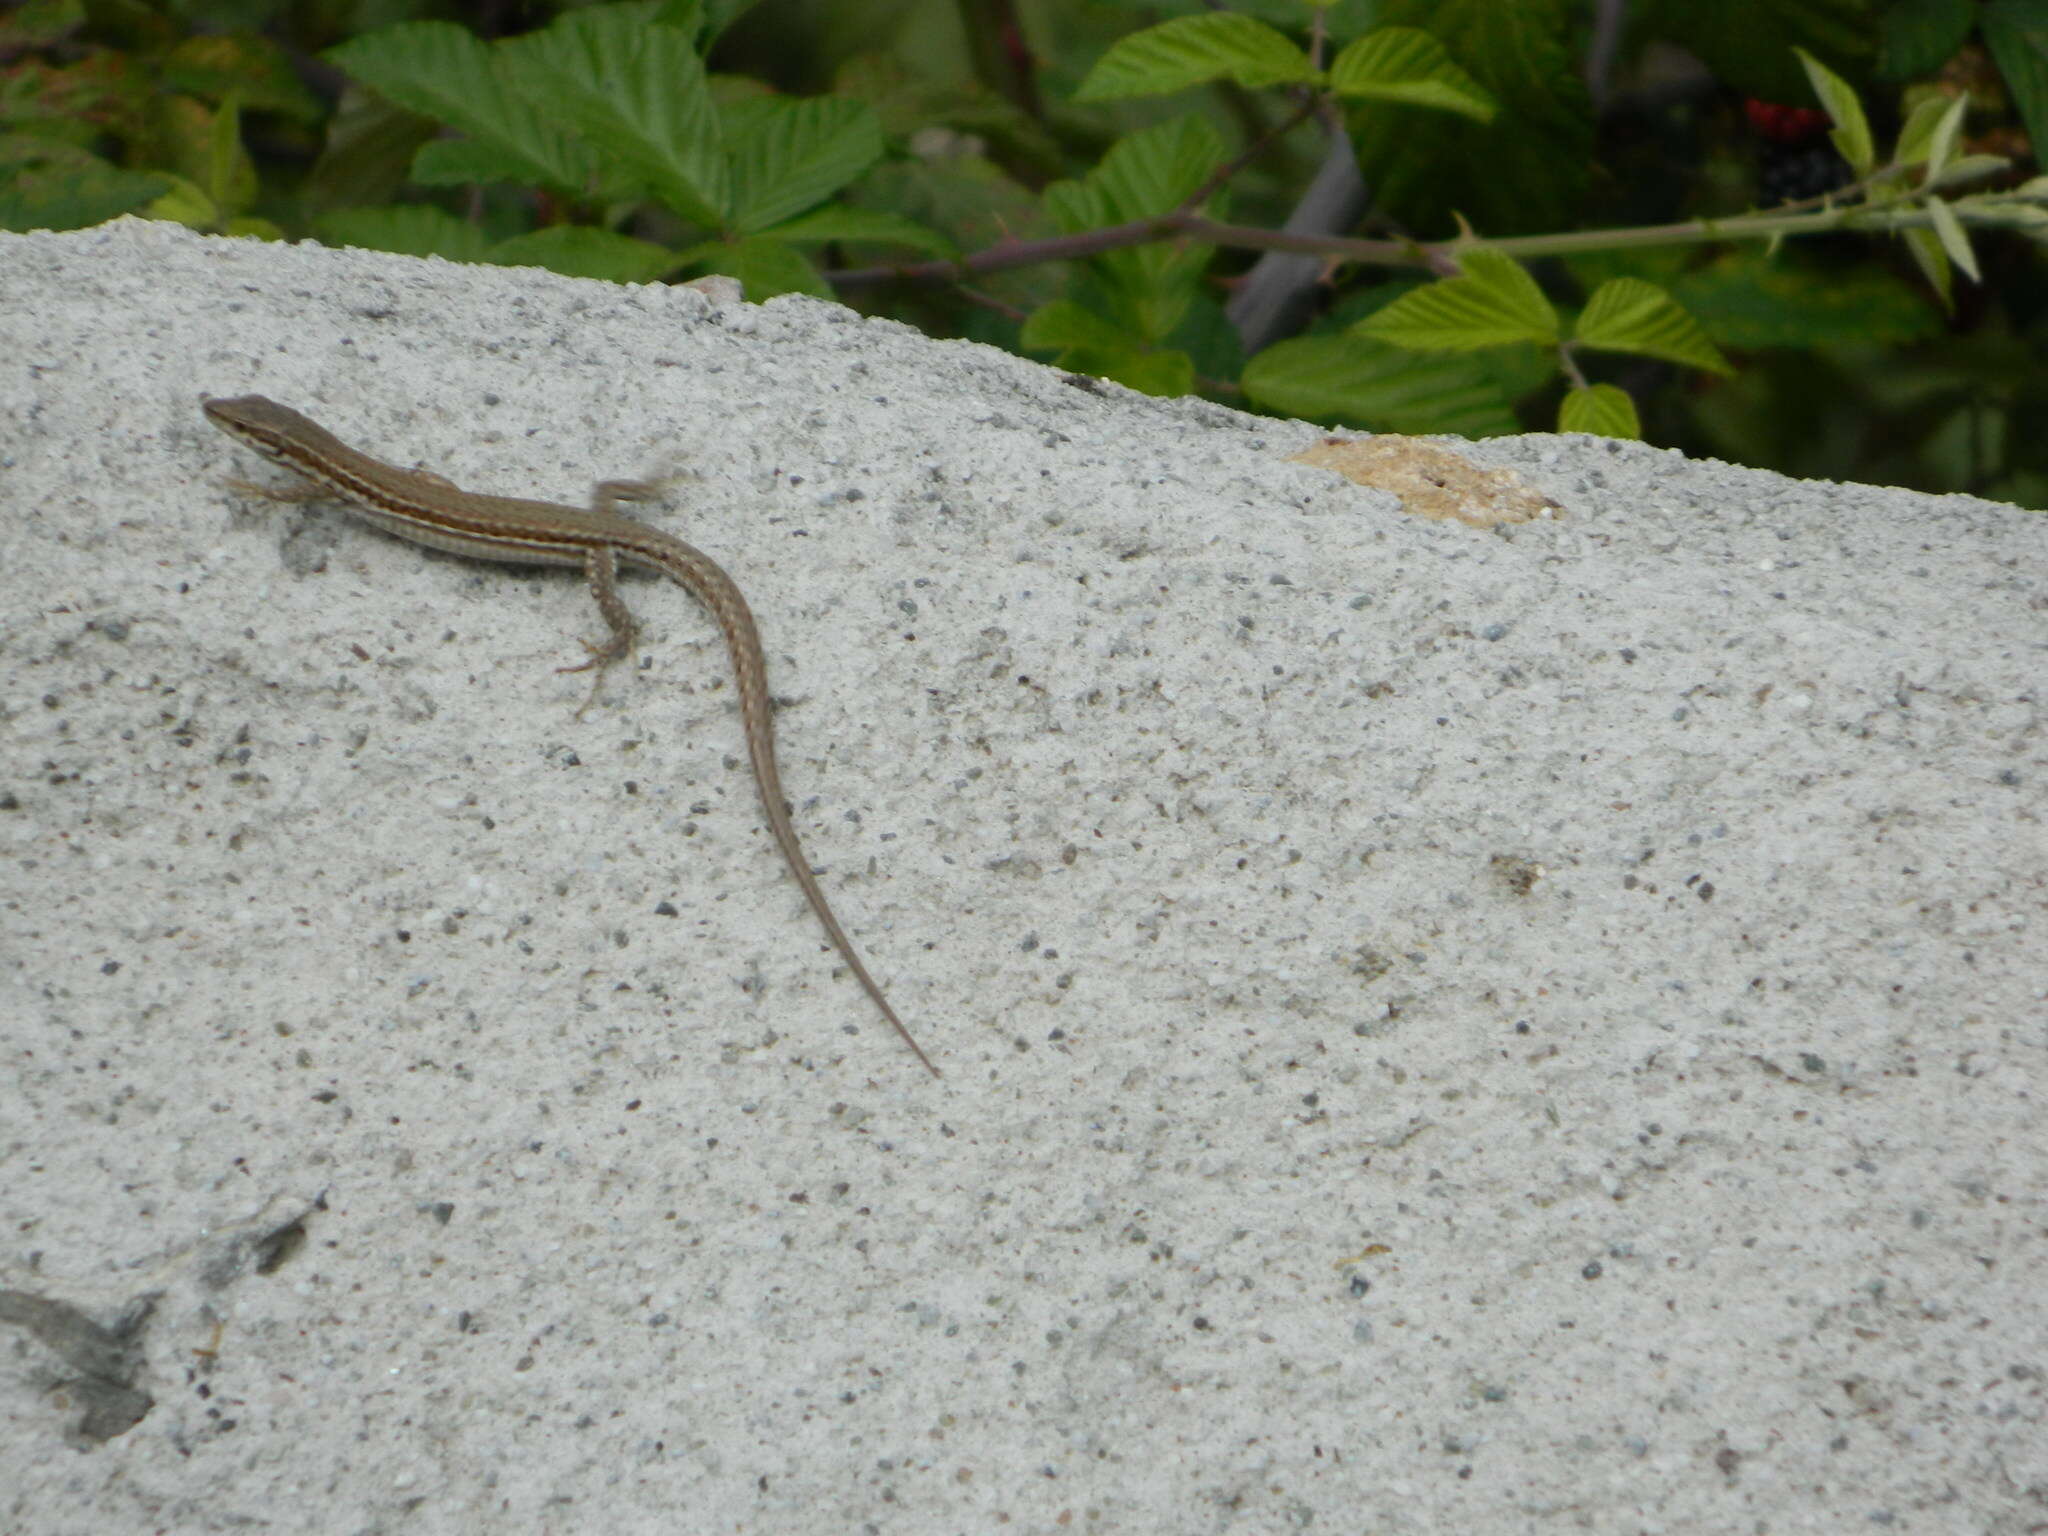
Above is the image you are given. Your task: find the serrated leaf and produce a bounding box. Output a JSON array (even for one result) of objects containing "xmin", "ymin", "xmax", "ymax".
[
  {"xmin": 499, "ymin": 7, "xmax": 727, "ymax": 225},
  {"xmin": 325, "ymin": 22, "xmax": 598, "ymax": 196},
  {"xmin": 1573, "ymin": 277, "xmax": 1733, "ymax": 375},
  {"xmin": 1558, "ymin": 384, "xmax": 1641, "ymax": 439},
  {"xmin": 1041, "ymin": 116, "xmax": 1224, "ymax": 341},
  {"xmin": 313, "ymin": 204, "xmax": 496, "ymax": 262},
  {"xmin": 1242, "ymin": 335, "xmax": 1522, "ymax": 437},
  {"xmin": 1043, "ymin": 115, "xmax": 1224, "ymax": 230},
  {"xmin": 487, "ymin": 226, "xmax": 679, "ymax": 282},
  {"xmin": 1357, "ymin": 247, "xmax": 1558, "ymax": 350},
  {"xmin": 768, "ymin": 204, "xmax": 957, "ymax": 257},
  {"xmin": 1794, "ymin": 46, "xmax": 1875, "ymax": 175},
  {"xmin": 1072, "ymin": 13, "xmax": 1313, "ymax": 102},
  {"xmin": 1924, "ymin": 194, "xmax": 1980, "ymax": 280},
  {"xmin": 723, "ymin": 96, "xmax": 882, "ymax": 234},
  {"xmin": 1901, "ymin": 224, "xmax": 1954, "ymax": 309},
  {"xmin": 1327, "ymin": 26, "xmax": 1497, "ymax": 120}
]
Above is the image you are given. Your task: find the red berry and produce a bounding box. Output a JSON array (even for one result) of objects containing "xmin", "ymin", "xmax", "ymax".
[{"xmin": 1744, "ymin": 99, "xmax": 1833, "ymax": 145}]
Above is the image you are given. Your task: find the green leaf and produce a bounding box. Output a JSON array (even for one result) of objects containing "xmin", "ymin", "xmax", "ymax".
[
  {"xmin": 1794, "ymin": 46, "xmax": 1875, "ymax": 176},
  {"xmin": 1357, "ymin": 247, "xmax": 1559, "ymax": 350},
  {"xmin": 1901, "ymin": 224, "xmax": 1954, "ymax": 309},
  {"xmin": 1346, "ymin": 0, "xmax": 1590, "ymax": 236},
  {"xmin": 1923, "ymin": 193, "xmax": 1981, "ymax": 280},
  {"xmin": 1880, "ymin": 0, "xmax": 1976, "ymax": 78},
  {"xmin": 144, "ymin": 172, "xmax": 221, "ymax": 231},
  {"xmin": 1636, "ymin": 0, "xmax": 1874, "ymax": 102},
  {"xmin": 1, "ymin": 172, "xmax": 168, "ymax": 233},
  {"xmin": 0, "ymin": 139, "xmax": 168, "ymax": 233},
  {"xmin": 1982, "ymin": 2, "xmax": 2048, "ymax": 170},
  {"xmin": 312, "ymin": 204, "xmax": 497, "ymax": 263},
  {"xmin": 309, "ymin": 91, "xmax": 439, "ymax": 209},
  {"xmin": 164, "ymin": 35, "xmax": 325, "ymax": 122},
  {"xmin": 1043, "ymin": 115, "xmax": 1224, "ymax": 230},
  {"xmin": 325, "ymin": 21, "xmax": 598, "ymax": 197},
  {"xmin": 484, "ymin": 226, "xmax": 680, "ymax": 282},
  {"xmin": 689, "ymin": 234, "xmax": 828, "ymax": 299},
  {"xmin": 1927, "ymin": 152, "xmax": 2014, "ymax": 187},
  {"xmin": 1166, "ymin": 291, "xmax": 1247, "ymax": 384},
  {"xmin": 651, "ymin": 0, "xmax": 710, "ymax": 42},
  {"xmin": 1559, "ymin": 384, "xmax": 1641, "ymax": 439},
  {"xmin": 1947, "ymin": 185, "xmax": 2048, "ymax": 235},
  {"xmin": 1573, "ymin": 278, "xmax": 1733, "ymax": 375},
  {"xmin": 408, "ymin": 138, "xmax": 551, "ymax": 189},
  {"xmin": 721, "ymin": 96, "xmax": 883, "ymax": 234},
  {"xmin": 1041, "ymin": 116, "xmax": 1224, "ymax": 341},
  {"xmin": 1327, "ymin": 26, "xmax": 1498, "ymax": 120},
  {"xmin": 1894, "ymin": 92, "xmax": 1966, "ymax": 177},
  {"xmin": 1670, "ymin": 252, "xmax": 1940, "ymax": 348},
  {"xmin": 1072, "ymin": 13, "xmax": 1313, "ymax": 102},
  {"xmin": 1332, "ymin": 276, "xmax": 1555, "ymax": 399},
  {"xmin": 499, "ymin": 6, "xmax": 727, "ymax": 226},
  {"xmin": 1019, "ymin": 303, "xmax": 1195, "ymax": 396},
  {"xmin": 1045, "ymin": 349, "xmax": 1195, "ymax": 398},
  {"xmin": 1893, "ymin": 97, "xmax": 1946, "ymax": 169},
  {"xmin": 848, "ymin": 154, "xmax": 1052, "ymax": 298},
  {"xmin": 768, "ymin": 205, "xmax": 957, "ymax": 257},
  {"xmin": 1109, "ymin": 351, "xmax": 1198, "ymax": 397},
  {"xmin": 1241, "ymin": 335, "xmax": 1523, "ymax": 436},
  {"xmin": 1021, "ymin": 300, "xmax": 1135, "ymax": 354},
  {"xmin": 206, "ymin": 91, "xmax": 242, "ymax": 221}
]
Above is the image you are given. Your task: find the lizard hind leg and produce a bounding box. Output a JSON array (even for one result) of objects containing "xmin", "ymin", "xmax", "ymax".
[{"xmin": 561, "ymin": 542, "xmax": 638, "ymax": 719}]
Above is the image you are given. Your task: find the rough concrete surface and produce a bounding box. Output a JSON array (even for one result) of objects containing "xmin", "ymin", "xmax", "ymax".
[{"xmin": 1, "ymin": 220, "xmax": 2043, "ymax": 1534}]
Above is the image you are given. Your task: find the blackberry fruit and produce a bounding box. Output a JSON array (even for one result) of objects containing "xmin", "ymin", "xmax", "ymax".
[{"xmin": 1759, "ymin": 141, "xmax": 1854, "ymax": 205}]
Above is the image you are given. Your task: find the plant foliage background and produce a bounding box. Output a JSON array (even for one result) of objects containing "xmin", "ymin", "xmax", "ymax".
[{"xmin": 4, "ymin": 0, "xmax": 2044, "ymax": 507}]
